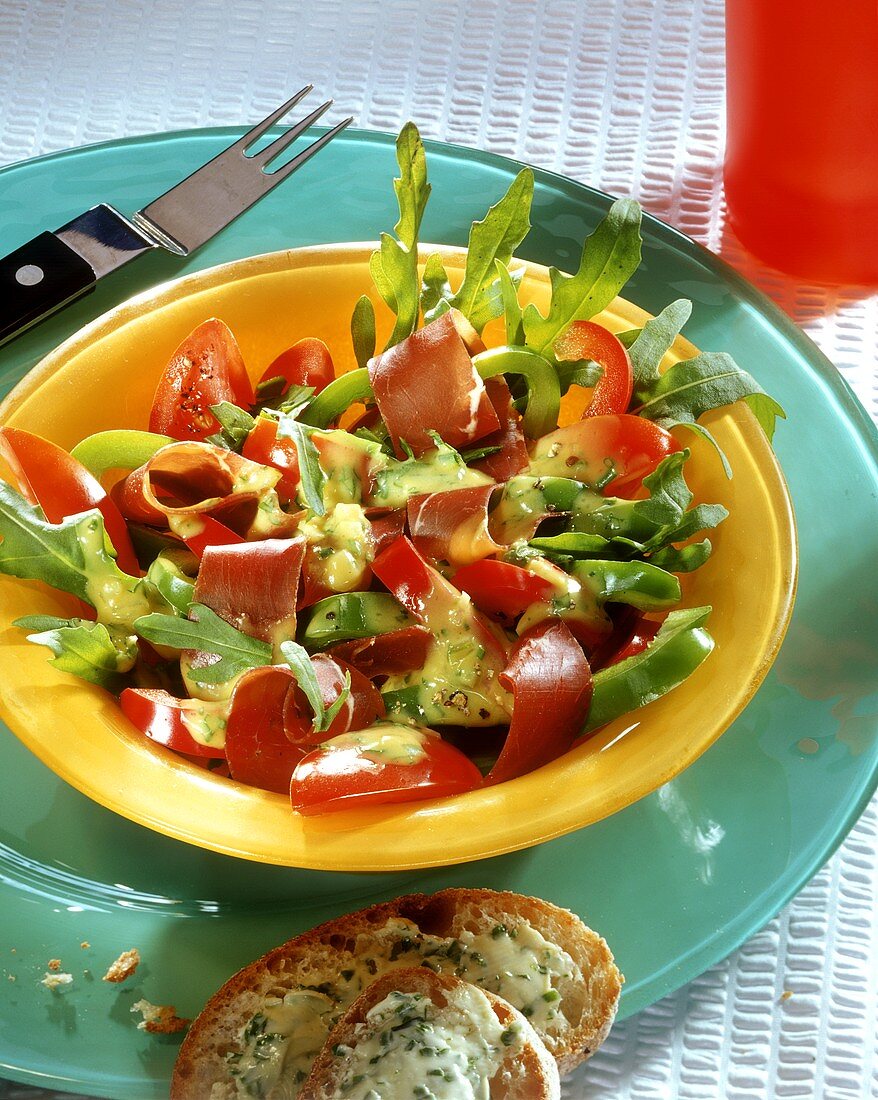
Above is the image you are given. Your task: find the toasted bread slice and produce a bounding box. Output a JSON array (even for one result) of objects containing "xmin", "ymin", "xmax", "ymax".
[
  {"xmin": 171, "ymin": 888, "xmax": 621, "ymax": 1098},
  {"xmin": 300, "ymin": 967, "xmax": 560, "ymax": 1100}
]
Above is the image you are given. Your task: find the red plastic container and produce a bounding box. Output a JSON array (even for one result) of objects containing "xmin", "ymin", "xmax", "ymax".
[{"xmin": 725, "ymin": 0, "xmax": 878, "ymax": 285}]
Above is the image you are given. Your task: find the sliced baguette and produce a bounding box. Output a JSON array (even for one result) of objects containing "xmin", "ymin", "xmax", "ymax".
[
  {"xmin": 300, "ymin": 967, "xmax": 560, "ymax": 1100},
  {"xmin": 171, "ymin": 888, "xmax": 621, "ymax": 1098}
]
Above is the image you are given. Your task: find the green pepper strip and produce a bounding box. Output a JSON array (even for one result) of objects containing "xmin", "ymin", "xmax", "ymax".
[
  {"xmin": 299, "ymin": 591, "xmax": 416, "ymax": 650},
  {"xmin": 299, "ymin": 369, "xmax": 373, "ymax": 430},
  {"xmin": 583, "ymin": 606, "xmax": 714, "ymax": 733},
  {"xmin": 70, "ymin": 430, "xmax": 173, "ymax": 478},
  {"xmin": 471, "ymin": 347, "xmax": 560, "ymax": 439},
  {"xmin": 572, "ymin": 559, "xmax": 681, "ymax": 611}
]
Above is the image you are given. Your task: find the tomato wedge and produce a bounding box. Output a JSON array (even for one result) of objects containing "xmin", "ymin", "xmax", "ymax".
[
  {"xmin": 529, "ymin": 414, "xmax": 682, "ymax": 498},
  {"xmin": 452, "ymin": 559, "xmax": 555, "ymax": 622},
  {"xmin": 259, "ymin": 337, "xmax": 335, "ymax": 395},
  {"xmin": 486, "ymin": 619, "xmax": 593, "ymax": 785},
  {"xmin": 0, "ymin": 426, "xmax": 140, "ymax": 576},
  {"xmin": 120, "ymin": 688, "xmax": 226, "ymax": 759},
  {"xmin": 241, "ymin": 416, "xmax": 300, "ymax": 502},
  {"xmin": 290, "ymin": 724, "xmax": 483, "ymax": 815},
  {"xmin": 149, "ymin": 319, "xmax": 254, "ymax": 440},
  {"xmin": 555, "ymin": 321, "xmax": 634, "ymax": 417}
]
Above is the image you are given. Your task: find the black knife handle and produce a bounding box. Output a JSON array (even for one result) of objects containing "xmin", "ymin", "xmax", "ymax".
[{"xmin": 0, "ymin": 232, "xmax": 96, "ymax": 345}]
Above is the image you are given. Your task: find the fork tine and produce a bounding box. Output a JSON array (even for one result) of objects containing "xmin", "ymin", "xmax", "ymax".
[
  {"xmin": 234, "ymin": 85, "xmax": 314, "ymax": 152},
  {"xmin": 262, "ymin": 116, "xmax": 354, "ymax": 184},
  {"xmin": 254, "ymin": 99, "xmax": 334, "ymax": 168}
]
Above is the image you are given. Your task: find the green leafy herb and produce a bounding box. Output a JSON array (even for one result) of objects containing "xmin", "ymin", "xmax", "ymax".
[
  {"xmin": 14, "ymin": 615, "xmax": 137, "ymax": 690},
  {"xmin": 628, "ymin": 299, "xmax": 693, "ymax": 392},
  {"xmin": 351, "ymin": 294, "xmax": 377, "ymax": 370},
  {"xmin": 371, "ymin": 122, "xmax": 431, "ymax": 350},
  {"xmin": 496, "ymin": 259, "xmax": 525, "ymax": 345},
  {"xmin": 422, "ymin": 169, "xmax": 533, "ymax": 333},
  {"xmin": 275, "ymin": 415, "xmax": 325, "ymax": 515},
  {"xmin": 459, "ymin": 443, "xmax": 503, "ymax": 463},
  {"xmin": 631, "ymin": 350, "xmax": 786, "ymax": 447},
  {"xmin": 276, "ymin": 384, "xmax": 316, "ymax": 418},
  {"xmin": 522, "ymin": 198, "xmax": 642, "ymax": 355},
  {"xmin": 555, "ymin": 357, "xmax": 603, "ymax": 395},
  {"xmin": 280, "ymin": 639, "xmax": 351, "ymax": 733},
  {"xmin": 134, "ymin": 604, "xmax": 271, "ymax": 685},
  {"xmin": 205, "ymin": 402, "xmax": 255, "ymax": 451},
  {"xmin": 0, "ymin": 482, "xmax": 146, "ymax": 624}
]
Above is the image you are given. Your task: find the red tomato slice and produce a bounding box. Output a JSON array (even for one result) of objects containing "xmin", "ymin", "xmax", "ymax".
[
  {"xmin": 181, "ymin": 515, "xmax": 245, "ymax": 560},
  {"xmin": 452, "ymin": 559, "xmax": 555, "ymax": 622},
  {"xmin": 149, "ymin": 319, "xmax": 254, "ymax": 440},
  {"xmin": 0, "ymin": 426, "xmax": 140, "ymax": 576},
  {"xmin": 120, "ymin": 688, "xmax": 226, "ymax": 759},
  {"xmin": 486, "ymin": 619, "xmax": 593, "ymax": 785},
  {"xmin": 290, "ymin": 726, "xmax": 483, "ymax": 815},
  {"xmin": 529, "ymin": 414, "xmax": 682, "ymax": 498},
  {"xmin": 554, "ymin": 321, "xmax": 634, "ymax": 417},
  {"xmin": 241, "ymin": 416, "xmax": 300, "ymax": 502},
  {"xmin": 259, "ymin": 338, "xmax": 335, "ymax": 395}
]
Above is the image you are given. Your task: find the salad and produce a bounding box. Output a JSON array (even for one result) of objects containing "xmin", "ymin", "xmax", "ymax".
[{"xmin": 0, "ymin": 123, "xmax": 784, "ymax": 816}]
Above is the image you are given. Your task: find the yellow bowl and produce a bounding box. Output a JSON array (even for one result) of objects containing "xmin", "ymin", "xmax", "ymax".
[{"xmin": 0, "ymin": 245, "xmax": 797, "ymax": 870}]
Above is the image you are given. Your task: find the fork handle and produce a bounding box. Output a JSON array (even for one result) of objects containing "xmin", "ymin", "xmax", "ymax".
[{"xmin": 0, "ymin": 232, "xmax": 96, "ymax": 345}]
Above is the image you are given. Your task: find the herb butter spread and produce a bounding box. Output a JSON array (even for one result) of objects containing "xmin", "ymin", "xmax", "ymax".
[
  {"xmin": 334, "ymin": 986, "xmax": 514, "ymax": 1100},
  {"xmin": 227, "ymin": 917, "xmax": 579, "ymax": 1098}
]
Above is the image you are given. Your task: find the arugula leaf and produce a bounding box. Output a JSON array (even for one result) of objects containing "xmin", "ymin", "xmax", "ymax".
[
  {"xmin": 134, "ymin": 604, "xmax": 271, "ymax": 685},
  {"xmin": 15, "ymin": 615, "xmax": 137, "ymax": 691},
  {"xmin": 206, "ymin": 402, "xmax": 256, "ymax": 451},
  {"xmin": 628, "ymin": 299, "xmax": 693, "ymax": 394},
  {"xmin": 351, "ymin": 294, "xmax": 377, "ymax": 370},
  {"xmin": 532, "ymin": 452, "xmax": 727, "ymax": 571},
  {"xmin": 276, "ymin": 384, "xmax": 316, "ymax": 418},
  {"xmin": 420, "ymin": 253, "xmax": 452, "ymax": 326},
  {"xmin": 0, "ymin": 482, "xmax": 146, "ymax": 624},
  {"xmin": 649, "ymin": 538, "xmax": 713, "ymax": 573},
  {"xmin": 555, "ymin": 357, "xmax": 603, "ymax": 395},
  {"xmin": 459, "ymin": 443, "xmax": 503, "ymax": 463},
  {"xmin": 275, "ymin": 415, "xmax": 325, "ymax": 515},
  {"xmin": 496, "ymin": 259, "xmax": 525, "ymax": 346},
  {"xmin": 280, "ymin": 639, "xmax": 351, "ymax": 734},
  {"xmin": 522, "ymin": 198, "xmax": 642, "ymax": 355},
  {"xmin": 371, "ymin": 122, "xmax": 431, "ymax": 350},
  {"xmin": 631, "ymin": 350, "xmax": 786, "ymax": 444},
  {"xmin": 421, "ymin": 169, "xmax": 533, "ymax": 333}
]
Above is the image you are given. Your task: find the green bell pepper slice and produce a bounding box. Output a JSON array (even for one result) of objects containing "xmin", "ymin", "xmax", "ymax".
[
  {"xmin": 583, "ymin": 605, "xmax": 714, "ymax": 733},
  {"xmin": 471, "ymin": 346, "xmax": 560, "ymax": 439},
  {"xmin": 299, "ymin": 591, "xmax": 417, "ymax": 650},
  {"xmin": 70, "ymin": 430, "xmax": 173, "ymax": 478},
  {"xmin": 572, "ymin": 559, "xmax": 681, "ymax": 611},
  {"xmin": 300, "ymin": 369, "xmax": 373, "ymax": 430}
]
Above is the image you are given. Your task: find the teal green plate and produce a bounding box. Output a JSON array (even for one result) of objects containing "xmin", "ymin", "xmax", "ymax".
[{"xmin": 1, "ymin": 129, "xmax": 876, "ymax": 1098}]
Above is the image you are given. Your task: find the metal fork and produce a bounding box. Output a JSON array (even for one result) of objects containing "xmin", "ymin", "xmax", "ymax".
[{"xmin": 0, "ymin": 87, "xmax": 353, "ymax": 345}]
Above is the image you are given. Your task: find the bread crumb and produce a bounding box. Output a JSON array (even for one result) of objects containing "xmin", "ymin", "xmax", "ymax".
[
  {"xmin": 103, "ymin": 947, "xmax": 141, "ymax": 983},
  {"xmin": 47, "ymin": 958, "xmax": 62, "ymax": 972},
  {"xmin": 41, "ymin": 971, "xmax": 73, "ymax": 991},
  {"xmin": 7, "ymin": 975, "xmax": 15, "ymax": 982},
  {"xmin": 131, "ymin": 998, "xmax": 190, "ymax": 1034},
  {"xmin": 80, "ymin": 941, "xmax": 90, "ymax": 949},
  {"xmin": 780, "ymin": 990, "xmax": 793, "ymax": 1002}
]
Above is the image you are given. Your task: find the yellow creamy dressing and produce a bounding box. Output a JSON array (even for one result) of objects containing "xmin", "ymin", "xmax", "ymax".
[
  {"xmin": 516, "ymin": 556, "xmax": 609, "ymax": 637},
  {"xmin": 76, "ymin": 517, "xmax": 151, "ymax": 627},
  {"xmin": 321, "ymin": 722, "xmax": 433, "ymax": 765},
  {"xmin": 177, "ymin": 697, "xmax": 229, "ymax": 748},
  {"xmin": 369, "ymin": 444, "xmax": 493, "ymax": 510},
  {"xmin": 300, "ymin": 502, "xmax": 374, "ymax": 592},
  {"xmin": 382, "ymin": 591, "xmax": 512, "ymax": 726},
  {"xmin": 227, "ymin": 916, "xmax": 579, "ymax": 1098}
]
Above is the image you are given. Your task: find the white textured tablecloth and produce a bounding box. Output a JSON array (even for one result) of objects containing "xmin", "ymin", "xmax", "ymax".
[{"xmin": 0, "ymin": 1, "xmax": 876, "ymax": 1097}]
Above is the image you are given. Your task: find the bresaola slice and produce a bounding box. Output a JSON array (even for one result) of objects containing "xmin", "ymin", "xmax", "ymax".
[
  {"xmin": 487, "ymin": 619, "xmax": 594, "ymax": 785},
  {"xmin": 114, "ymin": 441, "xmax": 297, "ymax": 538},
  {"xmin": 471, "ymin": 377, "xmax": 529, "ymax": 482},
  {"xmin": 407, "ymin": 485, "xmax": 502, "ymax": 566},
  {"xmin": 225, "ymin": 656, "xmax": 384, "ymax": 792},
  {"xmin": 367, "ymin": 310, "xmax": 500, "ymax": 458},
  {"xmin": 194, "ymin": 539, "xmax": 306, "ymax": 644},
  {"xmin": 328, "ymin": 626, "xmax": 432, "ymax": 677}
]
